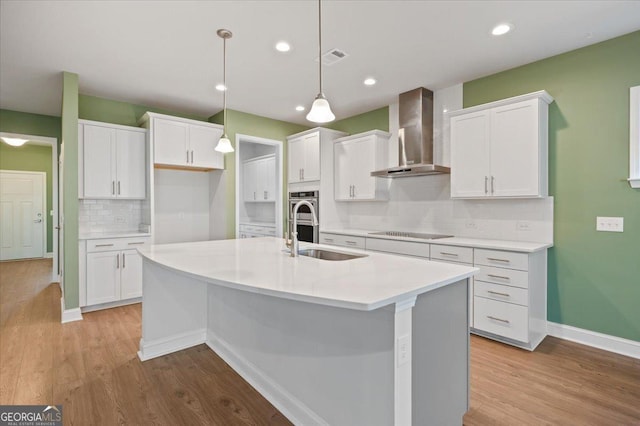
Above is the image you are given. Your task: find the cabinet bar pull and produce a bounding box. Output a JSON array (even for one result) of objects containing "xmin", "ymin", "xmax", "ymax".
[
  {"xmin": 116, "ymin": 253, "xmax": 120, "ymax": 269},
  {"xmin": 254, "ymin": 191, "xmax": 256, "ymax": 200},
  {"xmin": 353, "ymin": 185, "xmax": 356, "ymax": 197},
  {"xmin": 324, "ymin": 238, "xmax": 334, "ymax": 242},
  {"xmin": 112, "ymin": 181, "xmax": 115, "ymax": 195},
  {"xmin": 487, "ymin": 257, "xmax": 510, "ymax": 263},
  {"xmin": 264, "ymin": 190, "xmax": 267, "ymax": 200},
  {"xmin": 440, "ymin": 252, "xmax": 459, "ymax": 257},
  {"xmin": 187, "ymin": 150, "xmax": 189, "ymax": 163},
  {"xmin": 117, "ymin": 181, "xmax": 121, "ymax": 195},
  {"xmin": 127, "ymin": 242, "xmax": 145, "ymax": 245},
  {"xmin": 191, "ymin": 150, "xmax": 194, "ymax": 163},
  {"xmin": 487, "ymin": 290, "xmax": 510, "ymax": 297},
  {"xmin": 487, "ymin": 274, "xmax": 510, "ymax": 280},
  {"xmin": 95, "ymin": 243, "xmax": 114, "ymax": 247},
  {"xmin": 345, "ymin": 241, "xmax": 357, "ymax": 245},
  {"xmin": 485, "ymin": 176, "xmax": 488, "ymax": 194},
  {"xmin": 123, "ymin": 253, "xmax": 126, "ymax": 268},
  {"xmin": 491, "ymin": 176, "xmax": 495, "ymax": 194},
  {"xmin": 487, "ymin": 315, "xmax": 510, "ymax": 324}
]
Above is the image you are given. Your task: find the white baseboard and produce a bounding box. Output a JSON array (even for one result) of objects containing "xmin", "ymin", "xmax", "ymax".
[
  {"xmin": 206, "ymin": 332, "xmax": 325, "ymax": 426},
  {"xmin": 44, "ymin": 252, "xmax": 53, "ymax": 259},
  {"xmin": 137, "ymin": 328, "xmax": 206, "ymax": 361},
  {"xmin": 81, "ymin": 298, "xmax": 141, "ymax": 313},
  {"xmin": 547, "ymin": 322, "xmax": 639, "ymax": 359},
  {"xmin": 60, "ymin": 298, "xmax": 83, "ymax": 323}
]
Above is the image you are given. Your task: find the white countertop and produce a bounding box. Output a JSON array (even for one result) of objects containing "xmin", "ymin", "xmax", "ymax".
[
  {"xmin": 139, "ymin": 237, "xmax": 477, "ymax": 311},
  {"xmin": 79, "ymin": 231, "xmax": 151, "ymax": 240},
  {"xmin": 321, "ymin": 228, "xmax": 552, "ymax": 253}
]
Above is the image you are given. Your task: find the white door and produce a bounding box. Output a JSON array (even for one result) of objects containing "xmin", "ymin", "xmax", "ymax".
[
  {"xmin": 490, "ymin": 100, "xmax": 540, "ymax": 197},
  {"xmin": 288, "ymin": 137, "xmax": 304, "ymax": 183},
  {"xmin": 302, "ymin": 133, "xmax": 320, "ymax": 181},
  {"xmin": 264, "ymin": 156, "xmax": 276, "ymax": 201},
  {"xmin": 154, "ymin": 119, "xmax": 188, "ymax": 166},
  {"xmin": 0, "ymin": 171, "xmax": 46, "ymax": 260},
  {"xmin": 243, "ymin": 160, "xmax": 257, "ymax": 201},
  {"xmin": 115, "ymin": 129, "xmax": 146, "ymax": 199},
  {"xmin": 450, "ymin": 111, "xmax": 492, "ymax": 198},
  {"xmin": 86, "ymin": 251, "xmax": 120, "ymax": 305},
  {"xmin": 190, "ymin": 124, "xmax": 223, "ymax": 169},
  {"xmin": 334, "ymin": 140, "xmax": 352, "ymax": 200},
  {"xmin": 120, "ymin": 249, "xmax": 143, "ymax": 299},
  {"xmin": 351, "ymin": 137, "xmax": 376, "ymax": 200},
  {"xmin": 83, "ymin": 124, "xmax": 115, "ymax": 198}
]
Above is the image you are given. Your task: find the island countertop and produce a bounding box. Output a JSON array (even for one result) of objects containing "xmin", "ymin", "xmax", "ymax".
[{"xmin": 138, "ymin": 237, "xmax": 477, "ymax": 311}]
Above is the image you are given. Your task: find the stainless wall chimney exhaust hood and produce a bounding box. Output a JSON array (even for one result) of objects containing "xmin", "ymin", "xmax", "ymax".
[{"xmin": 371, "ymin": 87, "xmax": 450, "ymax": 178}]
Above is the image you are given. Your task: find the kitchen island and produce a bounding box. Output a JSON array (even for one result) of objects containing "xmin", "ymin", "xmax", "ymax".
[{"xmin": 137, "ymin": 237, "xmax": 477, "ymax": 426}]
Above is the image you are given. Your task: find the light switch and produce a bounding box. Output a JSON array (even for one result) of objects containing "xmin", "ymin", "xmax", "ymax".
[{"xmin": 596, "ymin": 217, "xmax": 624, "ymax": 232}]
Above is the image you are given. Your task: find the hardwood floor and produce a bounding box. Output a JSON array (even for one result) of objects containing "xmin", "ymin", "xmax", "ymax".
[{"xmin": 1, "ymin": 259, "xmax": 638, "ymax": 425}]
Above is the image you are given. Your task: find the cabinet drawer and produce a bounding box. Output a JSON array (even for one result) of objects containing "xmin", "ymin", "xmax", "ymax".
[
  {"xmin": 475, "ymin": 249, "xmax": 528, "ymax": 271},
  {"xmin": 474, "ymin": 297, "xmax": 529, "ymax": 342},
  {"xmin": 474, "ymin": 281, "xmax": 528, "ymax": 306},
  {"xmin": 366, "ymin": 238, "xmax": 430, "ymax": 259},
  {"xmin": 475, "ymin": 265, "xmax": 529, "ymax": 289},
  {"xmin": 430, "ymin": 244, "xmax": 473, "ymax": 264},
  {"xmin": 86, "ymin": 237, "xmax": 150, "ymax": 252},
  {"xmin": 319, "ymin": 233, "xmax": 365, "ymax": 249}
]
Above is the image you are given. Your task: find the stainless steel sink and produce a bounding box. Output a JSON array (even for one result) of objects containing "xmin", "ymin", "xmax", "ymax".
[{"xmin": 298, "ymin": 248, "xmax": 367, "ymax": 261}]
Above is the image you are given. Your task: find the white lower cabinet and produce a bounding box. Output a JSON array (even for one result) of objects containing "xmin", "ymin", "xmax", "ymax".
[
  {"xmin": 81, "ymin": 236, "xmax": 150, "ymax": 308},
  {"xmin": 239, "ymin": 224, "xmax": 276, "ymax": 238},
  {"xmin": 319, "ymin": 233, "xmax": 365, "ymax": 249},
  {"xmin": 430, "ymin": 244, "xmax": 474, "ymax": 327}
]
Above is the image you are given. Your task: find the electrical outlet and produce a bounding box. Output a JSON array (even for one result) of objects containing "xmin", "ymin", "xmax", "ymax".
[
  {"xmin": 397, "ymin": 334, "xmax": 411, "ymax": 366},
  {"xmin": 517, "ymin": 221, "xmax": 532, "ymax": 232},
  {"xmin": 465, "ymin": 220, "xmax": 478, "ymax": 230},
  {"xmin": 115, "ymin": 215, "xmax": 126, "ymax": 224},
  {"xmin": 596, "ymin": 216, "xmax": 624, "ymax": 232}
]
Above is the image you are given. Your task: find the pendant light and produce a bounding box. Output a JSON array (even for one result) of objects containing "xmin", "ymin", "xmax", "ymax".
[
  {"xmin": 1, "ymin": 137, "xmax": 28, "ymax": 147},
  {"xmin": 306, "ymin": 0, "xmax": 335, "ymax": 123},
  {"xmin": 215, "ymin": 29, "xmax": 234, "ymax": 153}
]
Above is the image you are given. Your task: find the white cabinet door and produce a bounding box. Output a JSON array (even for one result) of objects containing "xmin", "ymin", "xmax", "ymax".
[
  {"xmin": 83, "ymin": 124, "xmax": 115, "ymax": 198},
  {"xmin": 351, "ymin": 137, "xmax": 376, "ymax": 200},
  {"xmin": 243, "ymin": 160, "xmax": 258, "ymax": 201},
  {"xmin": 490, "ymin": 100, "xmax": 540, "ymax": 197},
  {"xmin": 154, "ymin": 119, "xmax": 189, "ymax": 166},
  {"xmin": 189, "ymin": 124, "xmax": 224, "ymax": 169},
  {"xmin": 115, "ymin": 129, "xmax": 146, "ymax": 199},
  {"xmin": 334, "ymin": 139, "xmax": 352, "ymax": 200},
  {"xmin": 120, "ymin": 249, "xmax": 143, "ymax": 299},
  {"xmin": 288, "ymin": 136, "xmax": 305, "ymax": 183},
  {"xmin": 450, "ymin": 111, "xmax": 491, "ymax": 198},
  {"xmin": 264, "ymin": 156, "xmax": 276, "ymax": 201},
  {"xmin": 302, "ymin": 133, "xmax": 320, "ymax": 181},
  {"xmin": 86, "ymin": 251, "xmax": 120, "ymax": 305}
]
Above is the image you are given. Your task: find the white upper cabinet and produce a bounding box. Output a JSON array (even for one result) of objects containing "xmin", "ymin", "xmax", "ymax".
[
  {"xmin": 287, "ymin": 128, "xmax": 346, "ymax": 184},
  {"xmin": 243, "ymin": 154, "xmax": 276, "ymax": 202},
  {"xmin": 140, "ymin": 112, "xmax": 224, "ymax": 171},
  {"xmin": 79, "ymin": 120, "xmax": 147, "ymax": 200},
  {"xmin": 449, "ymin": 91, "xmax": 553, "ymax": 199},
  {"xmin": 334, "ymin": 130, "xmax": 390, "ymax": 201}
]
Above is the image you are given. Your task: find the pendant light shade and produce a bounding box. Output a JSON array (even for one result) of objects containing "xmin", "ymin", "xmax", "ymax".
[
  {"xmin": 215, "ymin": 29, "xmax": 235, "ymax": 153},
  {"xmin": 1, "ymin": 137, "xmax": 28, "ymax": 147},
  {"xmin": 307, "ymin": 0, "xmax": 335, "ymax": 124}
]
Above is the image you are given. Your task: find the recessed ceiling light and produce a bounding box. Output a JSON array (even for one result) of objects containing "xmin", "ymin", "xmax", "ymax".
[
  {"xmin": 364, "ymin": 78, "xmax": 376, "ymax": 86},
  {"xmin": 491, "ymin": 23, "xmax": 513, "ymax": 36},
  {"xmin": 295, "ymin": 105, "xmax": 305, "ymax": 112},
  {"xmin": 215, "ymin": 84, "xmax": 226, "ymax": 91},
  {"xmin": 275, "ymin": 41, "xmax": 291, "ymax": 52}
]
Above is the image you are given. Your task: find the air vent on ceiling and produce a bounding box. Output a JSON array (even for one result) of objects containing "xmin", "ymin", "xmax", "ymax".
[{"xmin": 319, "ymin": 48, "xmax": 349, "ymax": 66}]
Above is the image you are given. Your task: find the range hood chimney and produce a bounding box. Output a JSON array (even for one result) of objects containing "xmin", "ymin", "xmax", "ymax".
[{"xmin": 371, "ymin": 87, "xmax": 450, "ymax": 178}]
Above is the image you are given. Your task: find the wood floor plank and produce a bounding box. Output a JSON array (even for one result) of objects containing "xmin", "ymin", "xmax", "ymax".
[{"xmin": 2, "ymin": 258, "xmax": 639, "ymax": 425}]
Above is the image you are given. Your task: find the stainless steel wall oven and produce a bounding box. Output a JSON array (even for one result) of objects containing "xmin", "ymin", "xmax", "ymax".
[{"xmin": 288, "ymin": 191, "xmax": 319, "ymax": 243}]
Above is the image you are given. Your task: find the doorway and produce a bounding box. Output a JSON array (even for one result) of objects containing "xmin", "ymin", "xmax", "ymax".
[
  {"xmin": 0, "ymin": 133, "xmax": 59, "ymax": 278},
  {"xmin": 235, "ymin": 134, "xmax": 284, "ymax": 239}
]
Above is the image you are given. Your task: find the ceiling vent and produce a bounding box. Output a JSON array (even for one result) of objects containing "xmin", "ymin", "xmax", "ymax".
[{"xmin": 318, "ymin": 48, "xmax": 349, "ymax": 66}]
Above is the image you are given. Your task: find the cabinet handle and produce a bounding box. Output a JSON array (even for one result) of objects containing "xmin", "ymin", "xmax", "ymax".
[
  {"xmin": 117, "ymin": 181, "xmax": 121, "ymax": 195},
  {"xmin": 127, "ymin": 242, "xmax": 145, "ymax": 245},
  {"xmin": 324, "ymin": 238, "xmax": 334, "ymax": 242},
  {"xmin": 191, "ymin": 150, "xmax": 194, "ymax": 164},
  {"xmin": 345, "ymin": 240, "xmax": 358, "ymax": 246},
  {"xmin": 123, "ymin": 253, "xmax": 126, "ymax": 268},
  {"xmin": 254, "ymin": 191, "xmax": 256, "ymax": 200},
  {"xmin": 353, "ymin": 185, "xmax": 356, "ymax": 198},
  {"xmin": 440, "ymin": 252, "xmax": 459, "ymax": 257},
  {"xmin": 491, "ymin": 176, "xmax": 495, "ymax": 194},
  {"xmin": 95, "ymin": 243, "xmax": 114, "ymax": 247},
  {"xmin": 487, "ymin": 257, "xmax": 510, "ymax": 263},
  {"xmin": 487, "ymin": 315, "xmax": 510, "ymax": 324},
  {"xmin": 112, "ymin": 181, "xmax": 115, "ymax": 195},
  {"xmin": 487, "ymin": 274, "xmax": 510, "ymax": 280},
  {"xmin": 116, "ymin": 253, "xmax": 120, "ymax": 269},
  {"xmin": 487, "ymin": 290, "xmax": 510, "ymax": 297},
  {"xmin": 485, "ymin": 176, "xmax": 488, "ymax": 194},
  {"xmin": 187, "ymin": 150, "xmax": 189, "ymax": 164}
]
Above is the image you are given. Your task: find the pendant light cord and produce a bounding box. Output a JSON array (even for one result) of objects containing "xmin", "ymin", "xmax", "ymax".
[
  {"xmin": 223, "ymin": 35, "xmax": 227, "ymax": 135},
  {"xmin": 318, "ymin": 0, "xmax": 322, "ymax": 95}
]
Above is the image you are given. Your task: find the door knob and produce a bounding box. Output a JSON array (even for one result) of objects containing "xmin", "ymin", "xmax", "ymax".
[{"xmin": 34, "ymin": 219, "xmax": 42, "ymax": 223}]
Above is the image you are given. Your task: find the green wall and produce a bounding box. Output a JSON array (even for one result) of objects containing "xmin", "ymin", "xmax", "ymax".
[
  {"xmin": 0, "ymin": 144, "xmax": 54, "ymax": 252},
  {"xmin": 209, "ymin": 109, "xmax": 309, "ymax": 238},
  {"xmin": 0, "ymin": 109, "xmax": 62, "ymax": 254},
  {"xmin": 79, "ymin": 94, "xmax": 208, "ymax": 127},
  {"xmin": 328, "ymin": 106, "xmax": 389, "ymax": 134},
  {"xmin": 62, "ymin": 72, "xmax": 79, "ymax": 310},
  {"xmin": 464, "ymin": 31, "xmax": 640, "ymax": 341}
]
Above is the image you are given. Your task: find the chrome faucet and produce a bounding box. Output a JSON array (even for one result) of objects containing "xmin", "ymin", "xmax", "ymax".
[{"xmin": 289, "ymin": 200, "xmax": 318, "ymax": 257}]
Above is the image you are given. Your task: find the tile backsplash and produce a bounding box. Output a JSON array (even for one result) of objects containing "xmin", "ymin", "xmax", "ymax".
[{"xmin": 79, "ymin": 199, "xmax": 144, "ymax": 234}]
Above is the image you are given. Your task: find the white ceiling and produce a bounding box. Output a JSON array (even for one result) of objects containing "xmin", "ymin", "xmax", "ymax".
[{"xmin": 1, "ymin": 1, "xmax": 639, "ymax": 125}]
